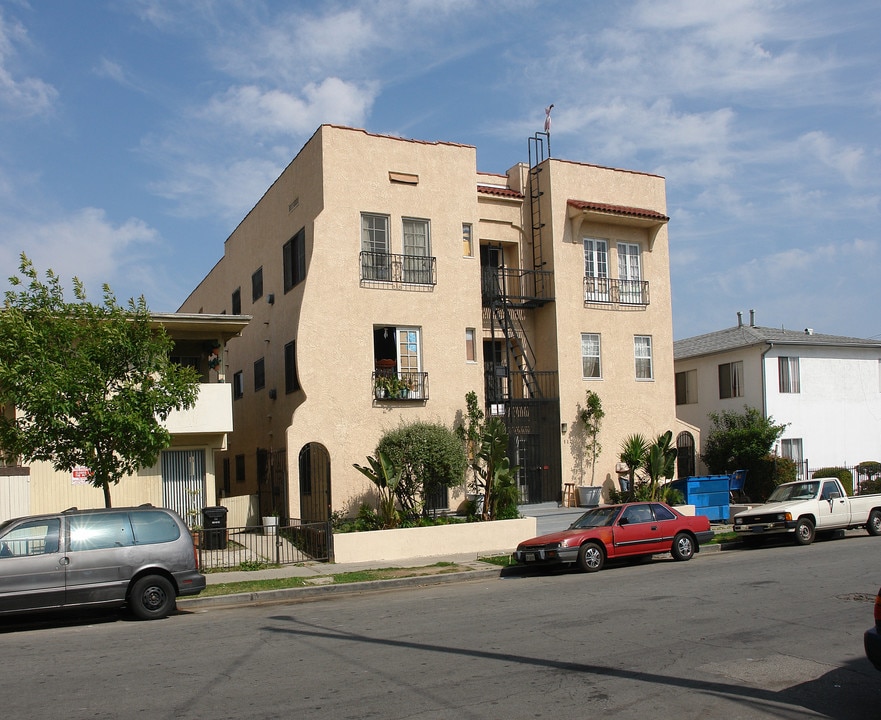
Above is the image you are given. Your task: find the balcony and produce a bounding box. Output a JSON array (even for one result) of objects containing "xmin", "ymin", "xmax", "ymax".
[
  {"xmin": 162, "ymin": 383, "xmax": 233, "ymax": 434},
  {"xmin": 584, "ymin": 277, "xmax": 649, "ymax": 307},
  {"xmin": 481, "ymin": 267, "xmax": 554, "ymax": 308},
  {"xmin": 372, "ymin": 371, "xmax": 430, "ymax": 401},
  {"xmin": 360, "ymin": 252, "xmax": 437, "ymax": 290}
]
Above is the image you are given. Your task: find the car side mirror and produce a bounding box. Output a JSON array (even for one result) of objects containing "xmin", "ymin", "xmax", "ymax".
[
  {"xmin": 619, "ymin": 517, "xmax": 629, "ymax": 526},
  {"xmin": 827, "ymin": 491, "xmax": 841, "ymax": 501}
]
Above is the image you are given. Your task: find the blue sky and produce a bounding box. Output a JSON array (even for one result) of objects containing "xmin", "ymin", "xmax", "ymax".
[{"xmin": 1, "ymin": 0, "xmax": 879, "ymax": 340}]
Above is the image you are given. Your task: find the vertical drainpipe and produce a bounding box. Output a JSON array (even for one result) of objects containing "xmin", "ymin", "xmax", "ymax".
[{"xmin": 760, "ymin": 342, "xmax": 774, "ymax": 420}]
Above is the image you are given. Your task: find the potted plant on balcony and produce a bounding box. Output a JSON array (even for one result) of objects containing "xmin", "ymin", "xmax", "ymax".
[{"xmin": 375, "ymin": 374, "xmax": 407, "ymax": 399}]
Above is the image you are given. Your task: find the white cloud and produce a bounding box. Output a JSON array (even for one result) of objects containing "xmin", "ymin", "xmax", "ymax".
[
  {"xmin": 0, "ymin": 8, "xmax": 57, "ymax": 118},
  {"xmin": 201, "ymin": 78, "xmax": 376, "ymax": 137},
  {"xmin": 0, "ymin": 208, "xmax": 161, "ymax": 301}
]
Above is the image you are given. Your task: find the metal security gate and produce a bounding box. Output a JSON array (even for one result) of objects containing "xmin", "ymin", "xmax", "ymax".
[{"xmin": 161, "ymin": 450, "xmax": 206, "ymax": 529}]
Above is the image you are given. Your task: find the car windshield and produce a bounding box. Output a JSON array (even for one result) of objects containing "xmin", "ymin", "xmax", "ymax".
[
  {"xmin": 767, "ymin": 481, "xmax": 820, "ymax": 503},
  {"xmin": 570, "ymin": 506, "xmax": 619, "ymax": 529}
]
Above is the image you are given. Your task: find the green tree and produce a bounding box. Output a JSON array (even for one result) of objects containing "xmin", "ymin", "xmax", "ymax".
[
  {"xmin": 376, "ymin": 422, "xmax": 466, "ymax": 519},
  {"xmin": 701, "ymin": 406, "xmax": 787, "ymax": 501},
  {"xmin": 0, "ymin": 255, "xmax": 201, "ymax": 507},
  {"xmin": 702, "ymin": 406, "xmax": 786, "ymax": 474},
  {"xmin": 454, "ymin": 390, "xmax": 485, "ymax": 495},
  {"xmin": 578, "ymin": 390, "xmax": 604, "ymax": 486}
]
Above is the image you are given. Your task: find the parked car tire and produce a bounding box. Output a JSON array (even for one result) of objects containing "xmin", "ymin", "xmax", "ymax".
[
  {"xmin": 794, "ymin": 518, "xmax": 815, "ymax": 546},
  {"xmin": 671, "ymin": 532, "xmax": 695, "ymax": 561},
  {"xmin": 129, "ymin": 575, "xmax": 176, "ymax": 620},
  {"xmin": 867, "ymin": 510, "xmax": 881, "ymax": 537},
  {"xmin": 578, "ymin": 542, "xmax": 604, "ymax": 573}
]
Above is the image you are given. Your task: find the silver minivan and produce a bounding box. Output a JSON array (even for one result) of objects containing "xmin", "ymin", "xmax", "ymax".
[{"xmin": 0, "ymin": 505, "xmax": 205, "ymax": 620}]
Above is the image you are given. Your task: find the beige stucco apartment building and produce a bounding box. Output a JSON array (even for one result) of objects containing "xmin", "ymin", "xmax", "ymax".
[{"xmin": 180, "ymin": 124, "xmax": 698, "ymax": 522}]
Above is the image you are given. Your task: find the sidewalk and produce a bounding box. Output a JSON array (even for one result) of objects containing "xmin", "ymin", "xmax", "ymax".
[{"xmin": 177, "ymin": 502, "xmax": 731, "ymax": 613}]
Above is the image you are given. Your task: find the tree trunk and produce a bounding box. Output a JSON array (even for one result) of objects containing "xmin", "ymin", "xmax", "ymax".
[{"xmin": 102, "ymin": 480, "xmax": 112, "ymax": 508}]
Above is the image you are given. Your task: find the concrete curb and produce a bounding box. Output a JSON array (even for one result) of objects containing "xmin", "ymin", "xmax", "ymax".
[
  {"xmin": 177, "ymin": 543, "xmax": 737, "ymax": 613},
  {"xmin": 178, "ymin": 566, "xmax": 502, "ymax": 612}
]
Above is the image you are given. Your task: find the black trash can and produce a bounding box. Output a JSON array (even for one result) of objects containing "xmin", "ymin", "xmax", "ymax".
[{"xmin": 201, "ymin": 506, "xmax": 228, "ymax": 550}]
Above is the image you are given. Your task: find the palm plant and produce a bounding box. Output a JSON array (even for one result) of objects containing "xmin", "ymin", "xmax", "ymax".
[
  {"xmin": 619, "ymin": 434, "xmax": 649, "ymax": 498},
  {"xmin": 352, "ymin": 450, "xmax": 402, "ymax": 529},
  {"xmin": 643, "ymin": 431, "xmax": 677, "ymax": 501}
]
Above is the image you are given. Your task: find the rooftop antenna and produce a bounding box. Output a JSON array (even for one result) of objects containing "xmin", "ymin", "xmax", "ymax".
[{"xmin": 544, "ymin": 104, "xmax": 554, "ymax": 157}]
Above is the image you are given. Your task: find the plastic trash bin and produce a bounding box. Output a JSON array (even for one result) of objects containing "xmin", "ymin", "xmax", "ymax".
[{"xmin": 201, "ymin": 506, "xmax": 228, "ymax": 550}]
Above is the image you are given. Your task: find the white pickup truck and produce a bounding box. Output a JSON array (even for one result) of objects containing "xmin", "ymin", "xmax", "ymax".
[{"xmin": 733, "ymin": 478, "xmax": 881, "ymax": 545}]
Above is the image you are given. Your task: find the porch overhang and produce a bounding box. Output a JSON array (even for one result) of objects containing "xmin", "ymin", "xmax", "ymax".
[{"xmin": 567, "ymin": 200, "xmax": 669, "ymax": 249}]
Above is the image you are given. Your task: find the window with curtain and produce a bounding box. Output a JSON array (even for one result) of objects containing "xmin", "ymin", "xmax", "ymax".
[
  {"xmin": 778, "ymin": 356, "xmax": 800, "ymax": 393},
  {"xmin": 718, "ymin": 361, "xmax": 744, "ymax": 399},
  {"xmin": 581, "ymin": 333, "xmax": 601, "ymax": 379},
  {"xmin": 634, "ymin": 335, "xmax": 653, "ymax": 380}
]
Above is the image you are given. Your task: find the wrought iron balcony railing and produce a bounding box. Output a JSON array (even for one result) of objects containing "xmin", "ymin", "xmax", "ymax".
[
  {"xmin": 584, "ymin": 277, "xmax": 649, "ymax": 306},
  {"xmin": 360, "ymin": 252, "xmax": 437, "ymax": 286},
  {"xmin": 372, "ymin": 371, "xmax": 430, "ymax": 401},
  {"xmin": 481, "ymin": 267, "xmax": 554, "ymax": 307}
]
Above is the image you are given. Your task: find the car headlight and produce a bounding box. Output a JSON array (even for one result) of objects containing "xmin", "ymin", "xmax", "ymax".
[{"xmin": 734, "ymin": 518, "xmax": 742, "ymax": 525}]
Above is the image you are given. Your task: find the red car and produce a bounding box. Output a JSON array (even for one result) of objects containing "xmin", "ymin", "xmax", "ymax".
[{"xmin": 514, "ymin": 502, "xmax": 714, "ymax": 572}]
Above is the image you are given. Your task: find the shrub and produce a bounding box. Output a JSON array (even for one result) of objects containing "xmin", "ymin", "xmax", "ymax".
[
  {"xmin": 857, "ymin": 461, "xmax": 881, "ymax": 494},
  {"xmin": 747, "ymin": 454, "xmax": 797, "ymax": 502},
  {"xmin": 811, "ymin": 467, "xmax": 854, "ymax": 496}
]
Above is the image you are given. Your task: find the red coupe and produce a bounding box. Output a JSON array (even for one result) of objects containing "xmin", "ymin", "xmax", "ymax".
[{"xmin": 514, "ymin": 502, "xmax": 714, "ymax": 572}]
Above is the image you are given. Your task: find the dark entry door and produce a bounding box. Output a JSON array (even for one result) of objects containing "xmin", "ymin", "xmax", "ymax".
[{"xmin": 299, "ymin": 443, "xmax": 331, "ymax": 523}]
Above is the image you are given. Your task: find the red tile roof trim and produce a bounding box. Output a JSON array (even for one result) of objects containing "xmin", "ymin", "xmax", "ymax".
[
  {"xmin": 477, "ymin": 185, "xmax": 524, "ymax": 199},
  {"xmin": 567, "ymin": 199, "xmax": 668, "ymax": 222}
]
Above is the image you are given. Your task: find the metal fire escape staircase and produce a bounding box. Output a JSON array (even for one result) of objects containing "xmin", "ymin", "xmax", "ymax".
[{"xmin": 483, "ymin": 131, "xmax": 556, "ymax": 406}]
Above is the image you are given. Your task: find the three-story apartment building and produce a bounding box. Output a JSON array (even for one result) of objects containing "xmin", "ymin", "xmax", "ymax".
[{"xmin": 180, "ymin": 124, "xmax": 695, "ymax": 521}]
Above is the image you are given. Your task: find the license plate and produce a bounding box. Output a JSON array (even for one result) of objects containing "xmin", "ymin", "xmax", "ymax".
[
  {"xmin": 750, "ymin": 526, "xmax": 764, "ymax": 533},
  {"xmin": 525, "ymin": 553, "xmax": 537, "ymax": 562}
]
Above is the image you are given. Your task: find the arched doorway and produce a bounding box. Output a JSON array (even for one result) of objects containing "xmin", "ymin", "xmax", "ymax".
[
  {"xmin": 676, "ymin": 431, "xmax": 696, "ymax": 479},
  {"xmin": 298, "ymin": 443, "xmax": 331, "ymax": 523}
]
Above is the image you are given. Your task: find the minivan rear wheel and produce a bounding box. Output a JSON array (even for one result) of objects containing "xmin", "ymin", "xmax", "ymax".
[{"xmin": 129, "ymin": 575, "xmax": 176, "ymax": 620}]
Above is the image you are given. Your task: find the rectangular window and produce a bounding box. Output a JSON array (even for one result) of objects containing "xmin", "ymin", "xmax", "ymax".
[
  {"xmin": 778, "ymin": 356, "xmax": 800, "ymax": 393},
  {"xmin": 222, "ymin": 457, "xmax": 230, "ymax": 495},
  {"xmin": 402, "ymin": 218, "xmax": 430, "ymax": 283},
  {"xmin": 634, "ymin": 335, "xmax": 653, "ymax": 380},
  {"xmin": 617, "ymin": 242, "xmax": 643, "ymax": 304},
  {"xmin": 462, "ymin": 223, "xmax": 473, "ymax": 257},
  {"xmin": 465, "ymin": 328, "xmax": 476, "ymax": 362},
  {"xmin": 235, "ymin": 454, "xmax": 245, "ymax": 484},
  {"xmin": 373, "ymin": 325, "xmax": 426, "ymax": 399},
  {"xmin": 231, "ymin": 287, "xmax": 241, "ymax": 315},
  {"xmin": 254, "ymin": 357, "xmax": 265, "ymax": 391},
  {"xmin": 251, "ymin": 267, "xmax": 263, "ymax": 302},
  {"xmin": 718, "ymin": 361, "xmax": 744, "ymax": 399},
  {"xmin": 284, "ymin": 340, "xmax": 300, "ymax": 393},
  {"xmin": 283, "ymin": 228, "xmax": 307, "ymax": 292},
  {"xmin": 584, "ymin": 237, "xmax": 609, "ymax": 301},
  {"xmin": 675, "ymin": 369, "xmax": 698, "ymax": 405},
  {"xmin": 233, "ymin": 370, "xmax": 244, "ymax": 400},
  {"xmin": 781, "ymin": 438, "xmax": 804, "ymax": 478},
  {"xmin": 361, "ymin": 213, "xmax": 390, "ymax": 281},
  {"xmin": 581, "ymin": 333, "xmax": 601, "ymax": 379}
]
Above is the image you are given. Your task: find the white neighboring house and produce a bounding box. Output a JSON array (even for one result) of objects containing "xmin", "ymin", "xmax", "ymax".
[{"xmin": 674, "ymin": 311, "xmax": 881, "ymax": 477}]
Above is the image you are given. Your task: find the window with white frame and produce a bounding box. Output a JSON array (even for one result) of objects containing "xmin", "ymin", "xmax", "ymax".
[
  {"xmin": 718, "ymin": 361, "xmax": 744, "ymax": 399},
  {"xmin": 634, "ymin": 335, "xmax": 653, "ymax": 380},
  {"xmin": 584, "ymin": 237, "xmax": 609, "ymax": 301},
  {"xmin": 361, "ymin": 213, "xmax": 390, "ymax": 280},
  {"xmin": 617, "ymin": 243, "xmax": 642, "ymax": 304},
  {"xmin": 373, "ymin": 325, "xmax": 425, "ymax": 399},
  {"xmin": 675, "ymin": 369, "xmax": 697, "ymax": 405},
  {"xmin": 778, "ymin": 356, "xmax": 800, "ymax": 393},
  {"xmin": 780, "ymin": 438, "xmax": 804, "ymax": 477},
  {"xmin": 402, "ymin": 218, "xmax": 431, "ymax": 283},
  {"xmin": 581, "ymin": 333, "xmax": 601, "ymax": 379}
]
